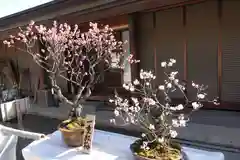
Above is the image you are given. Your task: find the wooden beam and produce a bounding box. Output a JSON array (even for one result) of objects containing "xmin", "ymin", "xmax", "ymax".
[
  {"xmin": 0, "ymin": 0, "xmax": 207, "ymax": 39},
  {"xmin": 0, "ymin": 0, "xmax": 108, "ymax": 31},
  {"xmin": 50, "ymin": 0, "xmax": 208, "ymax": 27},
  {"xmin": 0, "ymin": 0, "xmax": 207, "ymax": 32},
  {"xmin": 111, "ymin": 24, "xmax": 128, "ymax": 31},
  {"xmin": 145, "ymin": 0, "xmax": 207, "ymax": 12}
]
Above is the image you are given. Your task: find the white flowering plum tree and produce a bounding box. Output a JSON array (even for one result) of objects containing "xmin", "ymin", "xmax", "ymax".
[
  {"xmin": 3, "ymin": 21, "xmax": 134, "ymax": 118},
  {"xmin": 109, "ymin": 58, "xmax": 219, "ymax": 159}
]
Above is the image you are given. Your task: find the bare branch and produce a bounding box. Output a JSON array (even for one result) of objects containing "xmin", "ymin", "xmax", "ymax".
[
  {"xmin": 3, "ymin": 20, "xmax": 127, "ymax": 117},
  {"xmin": 50, "ymin": 75, "xmax": 73, "ymax": 106}
]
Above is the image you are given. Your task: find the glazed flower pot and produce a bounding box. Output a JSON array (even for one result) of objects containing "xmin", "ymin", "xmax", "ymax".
[
  {"xmin": 130, "ymin": 140, "xmax": 183, "ymax": 160},
  {"xmin": 58, "ymin": 118, "xmax": 86, "ymax": 147}
]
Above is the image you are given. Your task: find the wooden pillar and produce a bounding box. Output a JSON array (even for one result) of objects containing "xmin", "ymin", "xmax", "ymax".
[
  {"xmin": 128, "ymin": 13, "xmax": 140, "ymax": 80},
  {"xmin": 217, "ymin": 0, "xmax": 222, "ymax": 101},
  {"xmin": 182, "ymin": 6, "xmax": 187, "ymax": 82},
  {"xmin": 153, "ymin": 12, "xmax": 157, "ymax": 78},
  {"xmin": 182, "ymin": 6, "xmax": 188, "ymax": 96}
]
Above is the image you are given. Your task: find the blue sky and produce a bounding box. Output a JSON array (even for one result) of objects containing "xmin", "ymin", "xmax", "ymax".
[{"xmin": 0, "ymin": 0, "xmax": 53, "ymax": 18}]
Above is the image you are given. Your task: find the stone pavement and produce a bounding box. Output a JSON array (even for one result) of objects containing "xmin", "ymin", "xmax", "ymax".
[{"xmin": 27, "ymin": 101, "xmax": 240, "ymax": 151}]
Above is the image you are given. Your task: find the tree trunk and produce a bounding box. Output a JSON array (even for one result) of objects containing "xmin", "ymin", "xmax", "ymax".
[{"xmin": 68, "ymin": 104, "xmax": 83, "ymax": 119}]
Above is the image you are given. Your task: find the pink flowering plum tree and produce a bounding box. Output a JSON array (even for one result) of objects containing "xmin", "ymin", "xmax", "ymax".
[
  {"xmin": 109, "ymin": 58, "xmax": 220, "ymax": 159},
  {"xmin": 3, "ymin": 21, "xmax": 133, "ymax": 118}
]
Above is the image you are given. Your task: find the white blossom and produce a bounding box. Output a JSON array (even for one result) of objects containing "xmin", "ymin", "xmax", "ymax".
[
  {"xmin": 158, "ymin": 85, "xmax": 165, "ymax": 90},
  {"xmin": 41, "ymin": 49, "xmax": 45, "ymax": 53},
  {"xmin": 170, "ymin": 58, "xmax": 176, "ymax": 64},
  {"xmin": 213, "ymin": 98, "xmax": 220, "ymax": 105},
  {"xmin": 192, "ymin": 102, "xmax": 202, "ymax": 109},
  {"xmin": 169, "ymin": 76, "xmax": 174, "ymax": 81},
  {"xmin": 192, "ymin": 82, "xmax": 199, "ymax": 88},
  {"xmin": 174, "ymin": 119, "xmax": 186, "ymax": 127},
  {"xmin": 174, "ymin": 79, "xmax": 179, "ymax": 83},
  {"xmin": 114, "ymin": 110, "xmax": 119, "ymax": 116},
  {"xmin": 129, "ymin": 85, "xmax": 135, "ymax": 92},
  {"xmin": 179, "ymin": 119, "xmax": 186, "ymax": 127},
  {"xmin": 149, "ymin": 98, "xmax": 156, "ymax": 105},
  {"xmin": 176, "ymin": 104, "xmax": 184, "ymax": 110},
  {"xmin": 110, "ymin": 119, "xmax": 116, "ymax": 124},
  {"xmin": 161, "ymin": 61, "xmax": 167, "ymax": 67},
  {"xmin": 158, "ymin": 137, "xmax": 164, "ymax": 143},
  {"xmin": 123, "ymin": 83, "xmax": 135, "ymax": 91},
  {"xmin": 169, "ymin": 71, "xmax": 178, "ymax": 80},
  {"xmin": 140, "ymin": 70, "xmax": 155, "ymax": 80},
  {"xmin": 192, "ymin": 82, "xmax": 196, "ymax": 87},
  {"xmin": 149, "ymin": 124, "xmax": 155, "ymax": 130},
  {"xmin": 178, "ymin": 114, "xmax": 185, "ymax": 120},
  {"xmin": 168, "ymin": 62, "xmax": 173, "ymax": 67},
  {"xmin": 197, "ymin": 94, "xmax": 205, "ymax": 99},
  {"xmin": 179, "ymin": 85, "xmax": 185, "ymax": 91},
  {"xmin": 167, "ymin": 83, "xmax": 172, "ymax": 88},
  {"xmin": 134, "ymin": 106, "xmax": 140, "ymax": 112},
  {"xmin": 172, "ymin": 119, "xmax": 179, "ymax": 127},
  {"xmin": 144, "ymin": 98, "xmax": 156, "ymax": 105},
  {"xmin": 131, "ymin": 97, "xmax": 139, "ymax": 106},
  {"xmin": 170, "ymin": 130, "xmax": 178, "ymax": 138},
  {"xmin": 133, "ymin": 79, "xmax": 140, "ymax": 85}
]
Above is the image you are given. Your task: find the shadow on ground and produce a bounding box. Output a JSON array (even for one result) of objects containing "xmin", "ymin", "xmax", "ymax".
[{"xmin": 1, "ymin": 114, "xmax": 61, "ymax": 160}]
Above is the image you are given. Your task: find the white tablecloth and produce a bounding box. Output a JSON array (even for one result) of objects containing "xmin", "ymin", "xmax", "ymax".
[{"xmin": 22, "ymin": 130, "xmax": 224, "ymax": 160}]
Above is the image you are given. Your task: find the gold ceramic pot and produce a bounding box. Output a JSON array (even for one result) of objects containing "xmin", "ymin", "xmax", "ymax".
[{"xmin": 58, "ymin": 119, "xmax": 86, "ymax": 147}]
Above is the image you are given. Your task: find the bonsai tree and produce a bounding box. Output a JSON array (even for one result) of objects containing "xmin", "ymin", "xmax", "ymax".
[
  {"xmin": 3, "ymin": 21, "xmax": 130, "ymax": 118},
  {"xmin": 109, "ymin": 59, "xmax": 219, "ymax": 160}
]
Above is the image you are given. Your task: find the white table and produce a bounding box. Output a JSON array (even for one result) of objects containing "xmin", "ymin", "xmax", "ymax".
[{"xmin": 22, "ymin": 130, "xmax": 224, "ymax": 160}]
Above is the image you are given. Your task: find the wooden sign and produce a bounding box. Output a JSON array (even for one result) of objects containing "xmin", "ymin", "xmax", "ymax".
[{"xmin": 79, "ymin": 114, "xmax": 96, "ymax": 154}]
